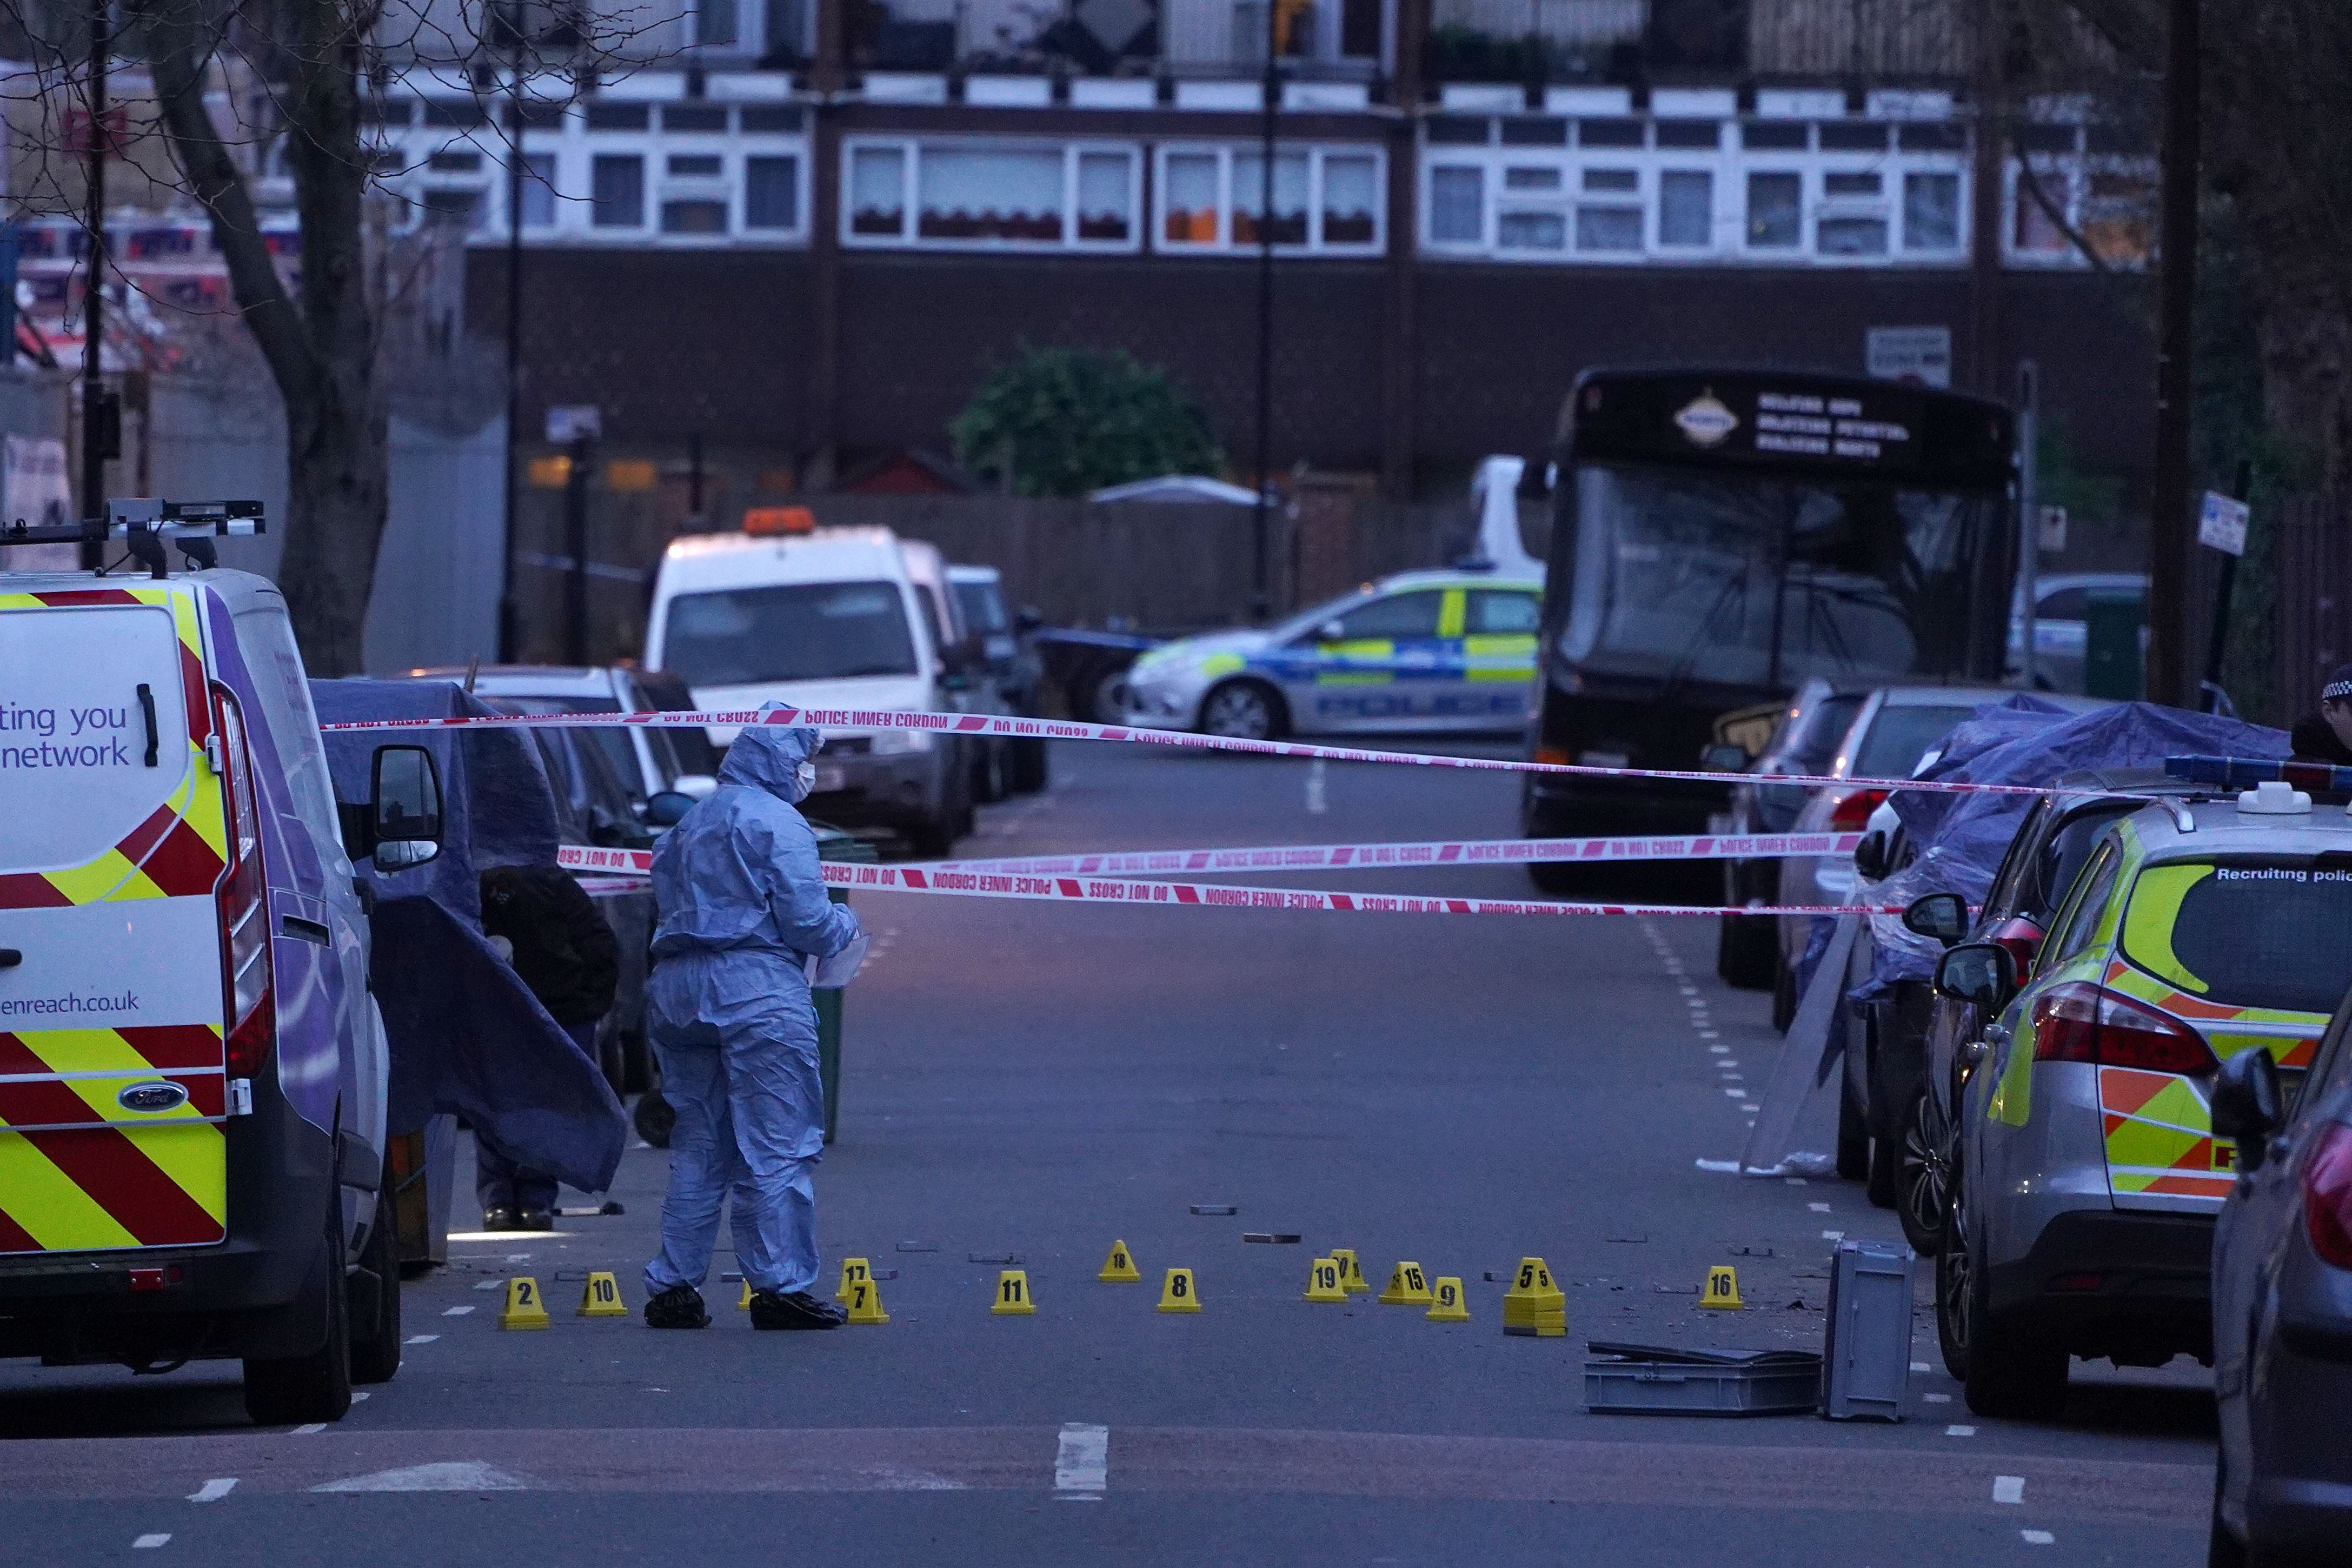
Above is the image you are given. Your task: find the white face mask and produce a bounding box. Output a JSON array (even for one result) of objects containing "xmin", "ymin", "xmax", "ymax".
[{"xmin": 795, "ymin": 761, "xmax": 817, "ymax": 794}]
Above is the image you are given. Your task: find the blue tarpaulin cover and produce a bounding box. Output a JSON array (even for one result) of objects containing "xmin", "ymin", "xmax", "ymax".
[
  {"xmin": 1859, "ymin": 699, "xmax": 2290, "ymax": 998},
  {"xmin": 311, "ymin": 679, "xmax": 626, "ymax": 1193}
]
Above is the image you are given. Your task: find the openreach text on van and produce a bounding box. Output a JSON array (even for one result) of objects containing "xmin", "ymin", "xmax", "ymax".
[{"xmin": 0, "ymin": 700, "xmax": 136, "ymax": 769}]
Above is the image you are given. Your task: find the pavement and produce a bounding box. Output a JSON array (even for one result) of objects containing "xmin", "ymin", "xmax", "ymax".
[{"xmin": 0, "ymin": 739, "xmax": 2217, "ymax": 1565}]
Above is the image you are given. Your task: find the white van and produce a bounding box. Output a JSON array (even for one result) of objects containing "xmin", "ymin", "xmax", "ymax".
[
  {"xmin": 0, "ymin": 532, "xmax": 442, "ymax": 1424},
  {"xmin": 645, "ymin": 518, "xmax": 971, "ymax": 855}
]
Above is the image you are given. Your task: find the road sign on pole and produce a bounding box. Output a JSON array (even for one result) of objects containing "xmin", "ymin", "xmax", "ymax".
[
  {"xmin": 546, "ymin": 404, "xmax": 602, "ymax": 444},
  {"xmin": 2198, "ymin": 490, "xmax": 2249, "ymax": 557}
]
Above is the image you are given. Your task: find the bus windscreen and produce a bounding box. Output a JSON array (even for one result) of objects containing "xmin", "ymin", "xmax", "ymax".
[{"xmin": 1558, "ymin": 462, "xmax": 2006, "ymax": 690}]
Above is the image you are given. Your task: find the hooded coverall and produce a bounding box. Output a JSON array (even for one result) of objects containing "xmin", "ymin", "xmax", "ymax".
[{"xmin": 642, "ymin": 722, "xmax": 862, "ymax": 1300}]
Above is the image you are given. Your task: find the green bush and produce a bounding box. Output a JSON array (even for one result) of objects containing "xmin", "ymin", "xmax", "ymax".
[{"xmin": 949, "ymin": 344, "xmax": 1222, "ymax": 499}]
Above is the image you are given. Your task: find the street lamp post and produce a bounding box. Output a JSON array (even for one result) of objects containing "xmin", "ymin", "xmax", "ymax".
[
  {"xmin": 77, "ymin": 0, "xmax": 116, "ymax": 568},
  {"xmin": 1247, "ymin": 0, "xmax": 1279, "ymax": 623},
  {"xmin": 497, "ymin": 2, "xmax": 527, "ymax": 659}
]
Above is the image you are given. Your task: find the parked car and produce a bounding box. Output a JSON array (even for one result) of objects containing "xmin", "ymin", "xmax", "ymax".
[
  {"xmin": 1716, "ymin": 678, "xmax": 1868, "ymax": 988},
  {"xmin": 1930, "ymin": 782, "xmax": 2350, "ymax": 1418},
  {"xmin": 949, "ymin": 563, "xmax": 1048, "ymax": 793},
  {"xmin": 2009, "ymin": 573, "xmax": 2149, "ymax": 694},
  {"xmin": 1881, "ymin": 770, "xmax": 2185, "ymax": 1247},
  {"xmin": 645, "ymin": 519, "xmax": 972, "ymax": 856},
  {"xmin": 0, "ymin": 557, "xmax": 427, "ymax": 1422},
  {"xmin": 1771, "ymin": 686, "xmax": 2018, "ymax": 1026},
  {"xmin": 1120, "ymin": 570, "xmax": 1544, "ymax": 740},
  {"xmin": 904, "ymin": 538, "xmax": 1011, "ymax": 807},
  {"xmin": 2208, "ymin": 979, "xmax": 2352, "ymax": 1567}
]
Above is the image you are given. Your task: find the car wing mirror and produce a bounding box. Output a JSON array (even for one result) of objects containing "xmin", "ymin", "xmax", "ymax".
[
  {"xmin": 1853, "ymin": 830, "xmax": 1889, "ymax": 883},
  {"xmin": 1699, "ymin": 742, "xmax": 1751, "ymax": 774},
  {"xmin": 369, "ymin": 745, "xmax": 442, "ymax": 872},
  {"xmin": 2211, "ymin": 1047, "xmax": 2285, "ymax": 1174},
  {"xmin": 1015, "ymin": 606, "xmax": 1045, "ymax": 633},
  {"xmin": 1317, "ymin": 619, "xmax": 1347, "ymax": 644},
  {"xmin": 1904, "ymin": 892, "xmax": 1970, "ymax": 945},
  {"xmin": 1932, "ymin": 941, "xmax": 2014, "ymax": 1011}
]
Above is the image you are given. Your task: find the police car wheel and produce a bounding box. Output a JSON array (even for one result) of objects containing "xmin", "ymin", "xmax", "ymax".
[{"xmin": 1200, "ymin": 681, "xmax": 1283, "ymax": 741}]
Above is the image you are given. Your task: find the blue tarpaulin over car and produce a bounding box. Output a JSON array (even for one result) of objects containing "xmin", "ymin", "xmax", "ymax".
[
  {"xmin": 312, "ymin": 679, "xmax": 626, "ymax": 1193},
  {"xmin": 1859, "ymin": 699, "xmax": 2291, "ymax": 998}
]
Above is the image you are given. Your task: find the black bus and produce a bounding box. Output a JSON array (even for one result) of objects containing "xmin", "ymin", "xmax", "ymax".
[{"xmin": 1520, "ymin": 367, "xmax": 2017, "ymax": 872}]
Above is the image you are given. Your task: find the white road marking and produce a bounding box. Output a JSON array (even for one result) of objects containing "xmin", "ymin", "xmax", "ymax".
[
  {"xmin": 1710, "ymin": 1045, "xmax": 1730, "ymax": 1054},
  {"xmin": 1994, "ymin": 1476, "xmax": 2026, "ymax": 1504},
  {"xmin": 1695, "ymin": 1159, "xmax": 1740, "ymax": 1173},
  {"xmin": 1924, "ymin": 1393, "xmax": 1952, "ymax": 1403},
  {"xmin": 1911, "ymin": 1361, "xmax": 1932, "ymax": 1372},
  {"xmin": 1946, "ymin": 1425, "xmax": 1975, "ymax": 1437},
  {"xmin": 350, "ymin": 1393, "xmax": 369, "ymax": 1402},
  {"xmin": 133, "ymin": 1535, "xmax": 170, "ymax": 1549},
  {"xmin": 406, "ymin": 1334, "xmax": 439, "ymax": 1345},
  {"xmin": 314, "ymin": 1461, "xmax": 530, "ymax": 1493},
  {"xmin": 474, "ymin": 1279, "xmax": 502, "ymax": 1290},
  {"xmin": 1054, "ymin": 1422, "xmax": 1109, "ymax": 1498},
  {"xmin": 2021, "ymin": 1530, "xmax": 2055, "ymax": 1545},
  {"xmin": 1783, "ymin": 1177, "xmax": 1806, "ymax": 1185},
  {"xmin": 291, "ymin": 1424, "xmax": 327, "ymax": 1436},
  {"xmin": 1724, "ymin": 1089, "xmax": 1746, "ymax": 1098},
  {"xmin": 443, "ymin": 1305, "xmax": 475, "ymax": 1317},
  {"xmin": 1716, "ymin": 1059, "xmax": 1739, "ymax": 1069},
  {"xmin": 1822, "ymin": 1230, "xmax": 1844, "ymax": 1240},
  {"xmin": 1809, "ymin": 1202, "xmax": 1831, "ymax": 1213},
  {"xmin": 1697, "ymin": 1029, "xmax": 1720, "ymax": 1039},
  {"xmin": 187, "ymin": 1479, "xmax": 236, "ymax": 1503},
  {"xmin": 1305, "ymin": 760, "xmax": 1327, "ymax": 815}
]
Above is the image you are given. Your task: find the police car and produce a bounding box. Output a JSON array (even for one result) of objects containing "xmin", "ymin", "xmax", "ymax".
[
  {"xmin": 1932, "ymin": 762, "xmax": 2352, "ymax": 1420},
  {"xmin": 1118, "ymin": 572, "xmax": 1544, "ymax": 739}
]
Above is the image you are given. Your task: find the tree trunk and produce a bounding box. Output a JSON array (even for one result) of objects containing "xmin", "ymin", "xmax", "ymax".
[{"xmin": 132, "ymin": 0, "xmax": 388, "ymax": 676}]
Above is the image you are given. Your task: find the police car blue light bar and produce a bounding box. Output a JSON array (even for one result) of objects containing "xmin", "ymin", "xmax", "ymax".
[
  {"xmin": 2165, "ymin": 755, "xmax": 2352, "ymax": 793},
  {"xmin": 0, "ymin": 498, "xmax": 265, "ymax": 549}
]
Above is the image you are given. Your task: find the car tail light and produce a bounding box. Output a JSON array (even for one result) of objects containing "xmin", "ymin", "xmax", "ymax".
[
  {"xmin": 212, "ymin": 688, "xmax": 275, "ymax": 1079},
  {"xmin": 2305, "ymin": 1124, "xmax": 2352, "ymax": 1270},
  {"xmin": 2028, "ymin": 981, "xmax": 2215, "ymax": 1074},
  {"xmin": 1828, "ymin": 788, "xmax": 1890, "ymax": 830},
  {"xmin": 1989, "ymin": 915, "xmax": 2047, "ymax": 978},
  {"xmin": 1533, "ymin": 746, "xmax": 1571, "ymax": 767}
]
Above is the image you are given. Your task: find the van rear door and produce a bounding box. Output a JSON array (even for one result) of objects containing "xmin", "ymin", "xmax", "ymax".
[{"xmin": 0, "ymin": 586, "xmax": 230, "ymax": 1255}]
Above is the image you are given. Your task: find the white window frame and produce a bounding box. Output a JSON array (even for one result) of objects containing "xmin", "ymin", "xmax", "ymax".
[
  {"xmin": 2002, "ymin": 149, "xmax": 2153, "ymax": 270},
  {"xmin": 840, "ymin": 136, "xmax": 1145, "ymax": 254},
  {"xmin": 1152, "ymin": 142, "xmax": 1387, "ymax": 256}
]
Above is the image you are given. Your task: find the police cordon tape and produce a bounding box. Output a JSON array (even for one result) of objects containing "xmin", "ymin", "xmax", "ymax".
[
  {"xmin": 879, "ymin": 828, "xmax": 1858, "ymax": 877},
  {"xmin": 556, "ymin": 843, "xmax": 1898, "ymax": 920},
  {"xmin": 320, "ymin": 703, "xmax": 2049, "ymax": 799}
]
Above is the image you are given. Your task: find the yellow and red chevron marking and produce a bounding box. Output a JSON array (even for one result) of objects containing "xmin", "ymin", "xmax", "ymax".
[
  {"xmin": 2104, "ymin": 959, "xmax": 2324, "ymax": 1069},
  {"xmin": 0, "ymin": 1025, "xmax": 228, "ymax": 1254},
  {"xmin": 2097, "ymin": 1065, "xmax": 2235, "ymax": 1204},
  {"xmin": 0, "ymin": 585, "xmax": 225, "ymax": 912}
]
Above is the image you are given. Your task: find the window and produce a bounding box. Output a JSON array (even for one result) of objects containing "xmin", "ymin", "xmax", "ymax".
[
  {"xmin": 662, "ymin": 582, "xmax": 919, "ymax": 686},
  {"xmin": 2121, "ymin": 858, "xmax": 2352, "ymax": 1015},
  {"xmin": 668, "ymin": 154, "xmax": 723, "ymax": 177},
  {"xmin": 741, "ymin": 105, "xmax": 805, "ymax": 132},
  {"xmin": 849, "ymin": 144, "xmax": 906, "ymax": 235},
  {"xmin": 661, "ymin": 199, "xmax": 728, "ymax": 233},
  {"xmin": 1498, "ymin": 211, "xmax": 1565, "ymax": 251},
  {"xmin": 1331, "ymin": 591, "xmax": 1444, "ymax": 641},
  {"xmin": 1430, "ymin": 165, "xmax": 1483, "ymax": 243},
  {"xmin": 1576, "ymin": 204, "xmax": 1642, "ymax": 251},
  {"xmin": 848, "ymin": 141, "xmax": 1138, "ymax": 249},
  {"xmin": 1580, "ymin": 118, "xmax": 1643, "ymax": 148},
  {"xmin": 1655, "ymin": 119, "xmax": 1718, "ymax": 150},
  {"xmin": 1582, "ymin": 168, "xmax": 1637, "ymax": 192},
  {"xmin": 585, "ymin": 103, "xmax": 651, "ymax": 131},
  {"xmin": 1659, "ymin": 169, "xmax": 1711, "ymax": 246},
  {"xmin": 663, "ymin": 105, "xmax": 729, "ymax": 132},
  {"xmin": 695, "ymin": 0, "xmax": 736, "ymax": 45},
  {"xmin": 1322, "ymin": 153, "xmax": 1378, "ymax": 244},
  {"xmin": 745, "ymin": 155, "xmax": 801, "ymax": 230},
  {"xmin": 1077, "ymin": 151, "xmax": 1132, "ymax": 241},
  {"xmin": 429, "ymin": 150, "xmax": 482, "ymax": 172},
  {"xmin": 2045, "ymin": 841, "xmax": 2122, "ymax": 968},
  {"xmin": 421, "ymin": 188, "xmax": 482, "ymax": 230},
  {"xmin": 592, "ymin": 154, "xmax": 645, "ymax": 227},
  {"xmin": 1469, "ymin": 590, "xmax": 1540, "ymax": 634},
  {"xmin": 1165, "ymin": 151, "xmax": 1219, "ymax": 243},
  {"xmin": 1824, "ymin": 171, "xmax": 1881, "ymax": 197},
  {"xmin": 1904, "ymin": 172, "xmax": 1959, "ymax": 250},
  {"xmin": 918, "ymin": 146, "xmax": 1062, "ymax": 241},
  {"xmin": 1818, "ymin": 122, "xmax": 1888, "ymax": 151},
  {"xmin": 1231, "ymin": 150, "xmax": 1309, "ymax": 244},
  {"xmin": 1818, "ymin": 216, "xmax": 1888, "ymax": 255},
  {"xmin": 425, "ymin": 99, "xmax": 486, "ymax": 127},
  {"xmin": 1742, "ymin": 121, "xmax": 1807, "ymax": 150},
  {"xmin": 1158, "ymin": 144, "xmax": 1382, "ymax": 253},
  {"xmin": 520, "ymin": 152, "xmax": 556, "ymax": 228},
  {"xmin": 1504, "ymin": 167, "xmax": 1562, "ymax": 191},
  {"xmin": 1746, "ymin": 172, "xmax": 1800, "ymax": 247}
]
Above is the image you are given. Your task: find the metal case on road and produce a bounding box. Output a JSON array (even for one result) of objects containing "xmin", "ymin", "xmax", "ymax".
[{"xmin": 1821, "ymin": 1239, "xmax": 1916, "ymax": 1421}]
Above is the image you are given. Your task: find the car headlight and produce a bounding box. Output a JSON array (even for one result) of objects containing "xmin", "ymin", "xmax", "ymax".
[{"xmin": 868, "ymin": 729, "xmax": 933, "ymax": 755}]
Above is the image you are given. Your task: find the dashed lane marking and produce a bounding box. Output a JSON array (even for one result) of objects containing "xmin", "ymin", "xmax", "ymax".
[
  {"xmin": 404, "ymin": 1335, "xmax": 438, "ymax": 1345},
  {"xmin": 1995, "ymin": 1476, "xmax": 2027, "ymax": 1504},
  {"xmin": 187, "ymin": 1479, "xmax": 235, "ymax": 1503},
  {"xmin": 2022, "ymin": 1531, "xmax": 2055, "ymax": 1545},
  {"xmin": 290, "ymin": 1425, "xmax": 326, "ymax": 1436},
  {"xmin": 1054, "ymin": 1423, "xmax": 1109, "ymax": 1499},
  {"xmin": 133, "ymin": 1534, "xmax": 170, "ymax": 1549},
  {"xmin": 1947, "ymin": 1426, "xmax": 1976, "ymax": 1438}
]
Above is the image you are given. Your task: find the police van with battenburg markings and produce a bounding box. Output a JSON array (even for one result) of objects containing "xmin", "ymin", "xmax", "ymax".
[{"xmin": 0, "ymin": 501, "xmax": 439, "ymax": 1425}]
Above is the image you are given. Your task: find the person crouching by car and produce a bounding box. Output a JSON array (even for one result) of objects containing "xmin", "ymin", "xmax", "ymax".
[
  {"xmin": 2290, "ymin": 663, "xmax": 2352, "ymax": 767},
  {"xmin": 476, "ymin": 862, "xmax": 622, "ymax": 1232}
]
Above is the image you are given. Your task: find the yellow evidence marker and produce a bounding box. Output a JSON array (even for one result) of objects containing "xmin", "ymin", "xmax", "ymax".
[
  {"xmin": 1699, "ymin": 1265, "xmax": 1744, "ymax": 1310},
  {"xmin": 1303, "ymin": 1257, "xmax": 1348, "ymax": 1303},
  {"xmin": 738, "ymin": 1280, "xmax": 753, "ymax": 1311},
  {"xmin": 577, "ymin": 1271, "xmax": 629, "ymax": 1318},
  {"xmin": 500, "ymin": 1276, "xmax": 551, "ymax": 1331},
  {"xmin": 845, "ymin": 1275, "xmax": 889, "ymax": 1325},
  {"xmin": 1330, "ymin": 1249, "xmax": 1370, "ymax": 1293},
  {"xmin": 1378, "ymin": 1261, "xmax": 1434, "ymax": 1306},
  {"xmin": 1426, "ymin": 1277, "xmax": 1471, "ymax": 1323},
  {"xmin": 1157, "ymin": 1268, "xmax": 1201, "ymax": 1313},
  {"xmin": 1500, "ymin": 1256, "xmax": 1566, "ymax": 1338},
  {"xmin": 836, "ymin": 1258, "xmax": 872, "ymax": 1303},
  {"xmin": 993, "ymin": 1269, "xmax": 1037, "ymax": 1315},
  {"xmin": 1098, "ymin": 1240, "xmax": 1142, "ymax": 1283}
]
